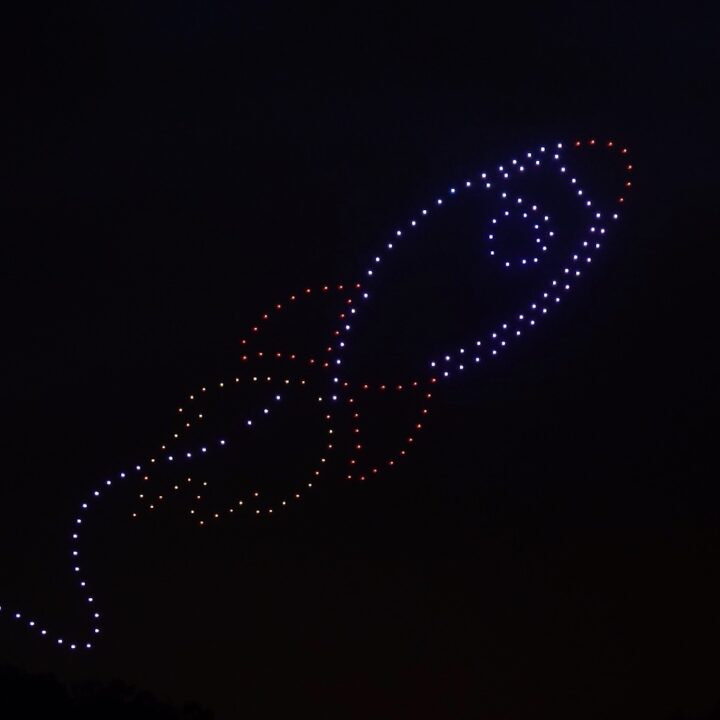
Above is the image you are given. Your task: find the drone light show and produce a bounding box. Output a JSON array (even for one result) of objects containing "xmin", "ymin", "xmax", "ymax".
[{"xmin": 0, "ymin": 138, "xmax": 632, "ymax": 652}]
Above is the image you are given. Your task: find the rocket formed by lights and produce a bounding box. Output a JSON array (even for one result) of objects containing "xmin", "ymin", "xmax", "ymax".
[{"xmin": 1, "ymin": 138, "xmax": 633, "ymax": 651}]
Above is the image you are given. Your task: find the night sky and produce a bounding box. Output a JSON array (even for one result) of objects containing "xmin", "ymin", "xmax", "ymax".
[{"xmin": 1, "ymin": 3, "xmax": 718, "ymax": 719}]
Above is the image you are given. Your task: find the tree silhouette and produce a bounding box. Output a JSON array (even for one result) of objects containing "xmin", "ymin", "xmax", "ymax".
[{"xmin": 0, "ymin": 665, "xmax": 213, "ymax": 720}]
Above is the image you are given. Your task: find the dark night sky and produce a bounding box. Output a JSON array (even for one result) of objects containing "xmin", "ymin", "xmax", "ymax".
[{"xmin": 0, "ymin": 3, "xmax": 718, "ymax": 718}]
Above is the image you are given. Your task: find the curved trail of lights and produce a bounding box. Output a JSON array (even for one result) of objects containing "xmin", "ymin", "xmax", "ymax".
[{"xmin": 1, "ymin": 138, "xmax": 632, "ymax": 651}]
